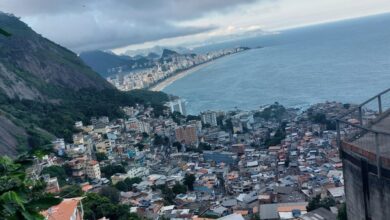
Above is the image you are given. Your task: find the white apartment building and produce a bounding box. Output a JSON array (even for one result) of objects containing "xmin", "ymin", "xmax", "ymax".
[{"xmin": 86, "ymin": 160, "xmax": 101, "ymax": 180}]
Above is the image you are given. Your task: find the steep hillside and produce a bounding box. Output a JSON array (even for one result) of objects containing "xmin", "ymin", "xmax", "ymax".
[
  {"xmin": 80, "ymin": 50, "xmax": 156, "ymax": 78},
  {"xmin": 161, "ymin": 49, "xmax": 179, "ymax": 58},
  {"xmin": 79, "ymin": 50, "xmax": 130, "ymax": 77},
  {"xmin": 0, "ymin": 13, "xmax": 112, "ymax": 102},
  {"xmin": 0, "ymin": 13, "xmax": 168, "ymax": 156}
]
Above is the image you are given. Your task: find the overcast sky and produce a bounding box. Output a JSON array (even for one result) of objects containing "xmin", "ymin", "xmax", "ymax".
[{"xmin": 1, "ymin": 0, "xmax": 390, "ymax": 53}]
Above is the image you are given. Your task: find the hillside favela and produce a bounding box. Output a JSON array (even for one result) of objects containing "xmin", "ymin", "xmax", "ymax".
[{"xmin": 1, "ymin": 1, "xmax": 390, "ymax": 220}]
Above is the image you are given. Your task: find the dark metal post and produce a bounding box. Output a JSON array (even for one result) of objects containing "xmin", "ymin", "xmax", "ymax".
[
  {"xmin": 375, "ymin": 132, "xmax": 381, "ymax": 178},
  {"xmin": 358, "ymin": 107, "xmax": 363, "ymax": 125},
  {"xmin": 378, "ymin": 95, "xmax": 383, "ymax": 115},
  {"xmin": 336, "ymin": 120, "xmax": 342, "ymax": 159}
]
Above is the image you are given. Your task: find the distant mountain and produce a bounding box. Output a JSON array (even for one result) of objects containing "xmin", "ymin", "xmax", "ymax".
[
  {"xmin": 161, "ymin": 49, "xmax": 179, "ymax": 58},
  {"xmin": 0, "ymin": 12, "xmax": 168, "ymax": 156},
  {"xmin": 146, "ymin": 52, "xmax": 160, "ymax": 60},
  {"xmin": 79, "ymin": 46, "xmax": 198, "ymax": 78},
  {"xmin": 123, "ymin": 45, "xmax": 193, "ymax": 57},
  {"xmin": 0, "ymin": 14, "xmax": 112, "ymax": 102},
  {"xmin": 132, "ymin": 54, "xmax": 145, "ymax": 60},
  {"xmin": 80, "ymin": 50, "xmax": 158, "ymax": 77},
  {"xmin": 79, "ymin": 50, "xmax": 130, "ymax": 77}
]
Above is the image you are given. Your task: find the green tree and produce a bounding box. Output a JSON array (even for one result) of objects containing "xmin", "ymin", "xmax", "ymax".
[
  {"xmin": 337, "ymin": 203, "xmax": 347, "ymax": 220},
  {"xmin": 198, "ymin": 142, "xmax": 211, "ymax": 151},
  {"xmin": 124, "ymin": 177, "xmax": 142, "ymax": 188},
  {"xmin": 307, "ymin": 195, "xmax": 336, "ymax": 211},
  {"xmin": 254, "ymin": 102, "xmax": 286, "ymax": 121},
  {"xmin": 184, "ymin": 174, "xmax": 196, "ymax": 191},
  {"xmin": 159, "ymin": 185, "xmax": 175, "ymax": 205},
  {"xmin": 153, "ymin": 135, "xmax": 164, "ymax": 146},
  {"xmin": 265, "ymin": 122, "xmax": 286, "ymax": 146},
  {"xmin": 63, "ymin": 163, "xmax": 73, "ymax": 177},
  {"xmin": 0, "ymin": 156, "xmax": 62, "ymax": 219},
  {"xmin": 320, "ymin": 197, "xmax": 336, "ymax": 209},
  {"xmin": 115, "ymin": 177, "xmax": 142, "ymax": 192},
  {"xmin": 135, "ymin": 143, "xmax": 145, "ymax": 151},
  {"xmin": 307, "ymin": 195, "xmax": 321, "ymax": 211},
  {"xmin": 95, "ymin": 152, "xmax": 108, "ymax": 162},
  {"xmin": 186, "ymin": 115, "xmax": 200, "ymax": 121},
  {"xmin": 99, "ymin": 186, "xmax": 120, "ymax": 203},
  {"xmin": 83, "ymin": 193, "xmax": 140, "ymax": 220},
  {"xmin": 100, "ymin": 164, "xmax": 126, "ymax": 177},
  {"xmin": 142, "ymin": 132, "xmax": 149, "ymax": 138},
  {"xmin": 251, "ymin": 214, "xmax": 260, "ymax": 220},
  {"xmin": 115, "ymin": 181, "xmax": 129, "ymax": 192},
  {"xmin": 173, "ymin": 141, "xmax": 182, "ymax": 152},
  {"xmin": 58, "ymin": 185, "xmax": 83, "ymax": 198},
  {"xmin": 172, "ymin": 183, "xmax": 187, "ymax": 195},
  {"xmin": 41, "ymin": 165, "xmax": 67, "ymax": 186}
]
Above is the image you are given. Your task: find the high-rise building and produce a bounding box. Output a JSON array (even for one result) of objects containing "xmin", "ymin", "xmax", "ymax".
[
  {"xmin": 337, "ymin": 89, "xmax": 390, "ymax": 220},
  {"xmin": 201, "ymin": 111, "xmax": 218, "ymax": 126},
  {"xmin": 167, "ymin": 98, "xmax": 187, "ymax": 115},
  {"xmin": 175, "ymin": 125, "xmax": 198, "ymax": 146}
]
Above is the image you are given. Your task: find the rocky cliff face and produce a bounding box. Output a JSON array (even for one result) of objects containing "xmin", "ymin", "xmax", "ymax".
[
  {"xmin": 0, "ymin": 12, "xmax": 112, "ymax": 101},
  {"xmin": 0, "ymin": 12, "xmax": 116, "ymax": 156}
]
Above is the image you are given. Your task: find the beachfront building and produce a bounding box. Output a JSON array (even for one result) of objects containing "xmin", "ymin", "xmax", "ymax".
[{"xmin": 167, "ymin": 98, "xmax": 187, "ymax": 116}]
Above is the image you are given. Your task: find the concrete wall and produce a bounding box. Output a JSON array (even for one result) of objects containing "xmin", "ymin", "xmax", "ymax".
[
  {"xmin": 343, "ymin": 159, "xmax": 366, "ymax": 220},
  {"xmin": 368, "ymin": 172, "xmax": 390, "ymax": 220},
  {"xmin": 343, "ymin": 152, "xmax": 390, "ymax": 220}
]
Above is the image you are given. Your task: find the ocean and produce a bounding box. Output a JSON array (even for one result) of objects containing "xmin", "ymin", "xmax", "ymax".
[{"xmin": 163, "ymin": 13, "xmax": 390, "ymax": 114}]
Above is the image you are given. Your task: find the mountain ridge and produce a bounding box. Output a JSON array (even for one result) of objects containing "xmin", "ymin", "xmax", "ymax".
[
  {"xmin": 0, "ymin": 12, "xmax": 113, "ymax": 102},
  {"xmin": 0, "ymin": 12, "xmax": 168, "ymax": 156}
]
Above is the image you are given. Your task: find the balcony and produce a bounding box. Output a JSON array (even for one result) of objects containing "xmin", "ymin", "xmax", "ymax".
[{"xmin": 337, "ymin": 88, "xmax": 390, "ymax": 177}]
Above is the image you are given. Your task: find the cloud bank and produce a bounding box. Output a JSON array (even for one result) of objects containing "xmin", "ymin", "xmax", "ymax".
[{"xmin": 0, "ymin": 0, "xmax": 258, "ymax": 52}]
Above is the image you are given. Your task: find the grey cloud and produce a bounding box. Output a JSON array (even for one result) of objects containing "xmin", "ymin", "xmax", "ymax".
[{"xmin": 0, "ymin": 0, "xmax": 259, "ymax": 52}]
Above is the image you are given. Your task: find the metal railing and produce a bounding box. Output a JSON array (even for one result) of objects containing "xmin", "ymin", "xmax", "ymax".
[{"xmin": 337, "ymin": 88, "xmax": 390, "ymax": 177}]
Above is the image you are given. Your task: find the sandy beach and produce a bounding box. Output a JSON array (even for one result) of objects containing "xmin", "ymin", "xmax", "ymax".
[{"xmin": 149, "ymin": 61, "xmax": 214, "ymax": 91}]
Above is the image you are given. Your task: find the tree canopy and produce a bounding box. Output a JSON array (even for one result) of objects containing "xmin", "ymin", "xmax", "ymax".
[
  {"xmin": 83, "ymin": 193, "xmax": 141, "ymax": 220},
  {"xmin": 307, "ymin": 195, "xmax": 336, "ymax": 211},
  {"xmin": 0, "ymin": 156, "xmax": 62, "ymax": 219},
  {"xmin": 184, "ymin": 174, "xmax": 196, "ymax": 191},
  {"xmin": 41, "ymin": 165, "xmax": 68, "ymax": 186}
]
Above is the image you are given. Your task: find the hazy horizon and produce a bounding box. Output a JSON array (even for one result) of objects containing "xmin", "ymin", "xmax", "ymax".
[{"xmin": 1, "ymin": 0, "xmax": 390, "ymax": 53}]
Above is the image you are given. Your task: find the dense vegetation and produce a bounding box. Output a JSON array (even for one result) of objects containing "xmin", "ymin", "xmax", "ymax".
[
  {"xmin": 41, "ymin": 165, "xmax": 68, "ymax": 186},
  {"xmin": 101, "ymin": 164, "xmax": 126, "ymax": 178},
  {"xmin": 0, "ymin": 156, "xmax": 62, "ymax": 219},
  {"xmin": 0, "ymin": 88, "xmax": 168, "ymax": 149},
  {"xmin": 115, "ymin": 177, "xmax": 142, "ymax": 192},
  {"xmin": 254, "ymin": 102, "xmax": 287, "ymax": 121},
  {"xmin": 307, "ymin": 195, "xmax": 336, "ymax": 211},
  {"xmin": 265, "ymin": 122, "xmax": 287, "ymax": 147},
  {"xmin": 307, "ymin": 110, "xmax": 336, "ymax": 130},
  {"xmin": 184, "ymin": 174, "xmax": 196, "ymax": 191},
  {"xmin": 0, "ymin": 13, "xmax": 169, "ymax": 155}
]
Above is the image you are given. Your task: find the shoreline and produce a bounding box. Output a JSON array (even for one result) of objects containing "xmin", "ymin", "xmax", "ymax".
[{"xmin": 149, "ymin": 61, "xmax": 215, "ymax": 91}]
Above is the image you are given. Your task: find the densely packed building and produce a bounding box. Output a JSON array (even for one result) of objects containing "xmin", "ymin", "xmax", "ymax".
[
  {"xmin": 107, "ymin": 47, "xmax": 249, "ymax": 91},
  {"xmin": 36, "ymin": 101, "xmax": 353, "ymax": 219}
]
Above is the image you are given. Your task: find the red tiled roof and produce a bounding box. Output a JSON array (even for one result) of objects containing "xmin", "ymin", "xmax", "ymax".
[{"xmin": 41, "ymin": 198, "xmax": 83, "ymax": 220}]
